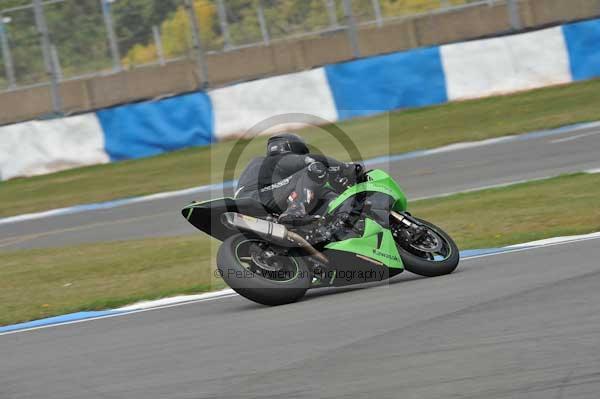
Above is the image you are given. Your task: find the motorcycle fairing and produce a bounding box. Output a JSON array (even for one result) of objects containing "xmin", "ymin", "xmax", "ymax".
[
  {"xmin": 327, "ymin": 169, "xmax": 408, "ymax": 214},
  {"xmin": 182, "ymin": 170, "xmax": 407, "ymax": 269},
  {"xmin": 182, "ymin": 197, "xmax": 270, "ymax": 242},
  {"xmin": 325, "ymin": 218, "xmax": 404, "ymax": 270}
]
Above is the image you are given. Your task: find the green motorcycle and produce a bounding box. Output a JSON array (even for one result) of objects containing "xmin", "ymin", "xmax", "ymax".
[{"xmin": 182, "ymin": 169, "xmax": 459, "ymax": 306}]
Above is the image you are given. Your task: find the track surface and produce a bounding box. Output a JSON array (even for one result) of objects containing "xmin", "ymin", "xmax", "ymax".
[
  {"xmin": 2, "ymin": 124, "xmax": 600, "ymax": 251},
  {"xmin": 1, "ymin": 238, "xmax": 599, "ymax": 398}
]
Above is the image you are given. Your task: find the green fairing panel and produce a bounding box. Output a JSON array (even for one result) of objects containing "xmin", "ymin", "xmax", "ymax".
[
  {"xmin": 325, "ymin": 218, "xmax": 404, "ymax": 269},
  {"xmin": 327, "ymin": 169, "xmax": 408, "ymax": 214}
]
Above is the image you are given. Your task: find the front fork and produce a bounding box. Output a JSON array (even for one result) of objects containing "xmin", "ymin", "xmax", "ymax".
[{"xmin": 391, "ymin": 211, "xmax": 427, "ymax": 244}]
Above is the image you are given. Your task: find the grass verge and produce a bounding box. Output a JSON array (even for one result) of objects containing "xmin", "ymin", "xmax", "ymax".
[
  {"xmin": 2, "ymin": 173, "xmax": 600, "ymax": 326},
  {"xmin": 411, "ymin": 173, "xmax": 600, "ymax": 249},
  {"xmin": 0, "ymin": 236, "xmax": 226, "ymax": 327},
  {"xmin": 2, "ymin": 78, "xmax": 600, "ymax": 217}
]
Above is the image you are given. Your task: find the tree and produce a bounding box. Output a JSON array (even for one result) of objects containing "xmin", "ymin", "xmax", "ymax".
[
  {"xmin": 1, "ymin": 1, "xmax": 47, "ymax": 84},
  {"xmin": 112, "ymin": 0, "xmax": 182, "ymax": 54},
  {"xmin": 45, "ymin": 1, "xmax": 110, "ymax": 76},
  {"xmin": 0, "ymin": 0, "xmax": 472, "ymax": 84},
  {"xmin": 0, "ymin": 0, "xmax": 31, "ymax": 9},
  {"xmin": 124, "ymin": 0, "xmax": 217, "ymax": 67},
  {"xmin": 260, "ymin": 0, "xmax": 331, "ymax": 39}
]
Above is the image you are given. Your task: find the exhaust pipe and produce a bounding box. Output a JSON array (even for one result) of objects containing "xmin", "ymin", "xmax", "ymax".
[{"xmin": 221, "ymin": 212, "xmax": 328, "ymax": 263}]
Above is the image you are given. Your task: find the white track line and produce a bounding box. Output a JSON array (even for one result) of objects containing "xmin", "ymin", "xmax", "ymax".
[
  {"xmin": 551, "ymin": 130, "xmax": 600, "ymax": 144},
  {"xmin": 0, "ymin": 181, "xmax": 236, "ymax": 226},
  {"xmin": 116, "ymin": 289, "xmax": 235, "ymax": 311},
  {"xmin": 462, "ymin": 234, "xmax": 600, "ymax": 261},
  {"xmin": 413, "ymin": 169, "xmax": 600, "ymax": 201},
  {"xmin": 422, "ymin": 137, "xmax": 513, "ymax": 156},
  {"xmin": 0, "ymin": 293, "xmax": 239, "ymax": 337},
  {"xmin": 412, "ymin": 176, "xmax": 555, "ymax": 201},
  {"xmin": 506, "ymin": 232, "xmax": 600, "ymax": 248}
]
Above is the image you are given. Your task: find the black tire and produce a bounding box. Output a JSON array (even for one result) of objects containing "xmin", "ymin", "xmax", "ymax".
[
  {"xmin": 396, "ymin": 218, "xmax": 460, "ymax": 277},
  {"xmin": 217, "ymin": 234, "xmax": 312, "ymax": 306}
]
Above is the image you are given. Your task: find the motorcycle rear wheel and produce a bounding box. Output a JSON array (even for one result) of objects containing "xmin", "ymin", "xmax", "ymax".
[{"xmin": 217, "ymin": 234, "xmax": 312, "ymax": 306}]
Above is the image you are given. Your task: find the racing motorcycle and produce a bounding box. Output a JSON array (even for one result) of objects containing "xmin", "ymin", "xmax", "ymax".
[{"xmin": 182, "ymin": 169, "xmax": 459, "ymax": 306}]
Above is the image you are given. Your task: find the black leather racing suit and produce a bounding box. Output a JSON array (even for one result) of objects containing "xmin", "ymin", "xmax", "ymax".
[{"xmin": 235, "ymin": 153, "xmax": 361, "ymax": 216}]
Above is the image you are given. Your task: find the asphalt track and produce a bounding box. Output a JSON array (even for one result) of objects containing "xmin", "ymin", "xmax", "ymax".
[
  {"xmin": 1, "ymin": 237, "xmax": 600, "ymax": 398},
  {"xmin": 2, "ymin": 123, "xmax": 600, "ymax": 251}
]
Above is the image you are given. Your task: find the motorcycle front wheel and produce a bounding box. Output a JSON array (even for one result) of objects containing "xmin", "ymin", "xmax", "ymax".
[{"xmin": 392, "ymin": 217, "xmax": 460, "ymax": 277}]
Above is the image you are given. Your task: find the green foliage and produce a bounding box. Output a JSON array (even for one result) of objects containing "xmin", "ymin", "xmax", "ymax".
[
  {"xmin": 382, "ymin": 0, "xmax": 468, "ymax": 16},
  {"xmin": 0, "ymin": 0, "xmax": 31, "ymax": 8},
  {"xmin": 123, "ymin": 0, "xmax": 472, "ymax": 64},
  {"xmin": 125, "ymin": 0, "xmax": 217, "ymax": 66},
  {"xmin": 1, "ymin": 4, "xmax": 45, "ymax": 84},
  {"xmin": 264, "ymin": 0, "xmax": 337, "ymax": 38},
  {"xmin": 0, "ymin": 0, "xmax": 186, "ymax": 81},
  {"xmin": 45, "ymin": 0, "xmax": 112, "ymax": 76},
  {"xmin": 0, "ymin": 0, "xmax": 471, "ymax": 83},
  {"xmin": 111, "ymin": 0, "xmax": 182, "ymax": 56}
]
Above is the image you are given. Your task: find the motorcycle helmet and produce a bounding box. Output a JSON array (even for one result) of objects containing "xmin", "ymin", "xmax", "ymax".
[{"xmin": 266, "ymin": 133, "xmax": 309, "ymax": 156}]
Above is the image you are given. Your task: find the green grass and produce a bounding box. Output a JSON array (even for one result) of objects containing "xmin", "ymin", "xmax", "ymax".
[
  {"xmin": 2, "ymin": 78, "xmax": 600, "ymax": 218},
  {"xmin": 2, "ymin": 173, "xmax": 600, "ymax": 326},
  {"xmin": 411, "ymin": 173, "xmax": 600, "ymax": 249},
  {"xmin": 0, "ymin": 236, "xmax": 226, "ymax": 327}
]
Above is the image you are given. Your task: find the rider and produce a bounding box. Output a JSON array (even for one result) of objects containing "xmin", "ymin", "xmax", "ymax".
[{"xmin": 235, "ymin": 133, "xmax": 364, "ymax": 224}]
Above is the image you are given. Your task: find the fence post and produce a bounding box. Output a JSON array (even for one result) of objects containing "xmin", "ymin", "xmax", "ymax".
[
  {"xmin": 101, "ymin": 0, "xmax": 121, "ymax": 71},
  {"xmin": 0, "ymin": 16, "xmax": 16, "ymax": 89},
  {"xmin": 33, "ymin": 0, "xmax": 63, "ymax": 115},
  {"xmin": 153, "ymin": 25, "xmax": 165, "ymax": 66},
  {"xmin": 50, "ymin": 44, "xmax": 62, "ymax": 81},
  {"xmin": 256, "ymin": 0, "xmax": 270, "ymax": 45},
  {"xmin": 342, "ymin": 0, "xmax": 360, "ymax": 58},
  {"xmin": 371, "ymin": 0, "xmax": 383, "ymax": 27},
  {"xmin": 216, "ymin": 0, "xmax": 232, "ymax": 49},
  {"xmin": 325, "ymin": 0, "xmax": 338, "ymax": 28},
  {"xmin": 507, "ymin": 0, "xmax": 522, "ymax": 30},
  {"xmin": 184, "ymin": 0, "xmax": 209, "ymax": 89}
]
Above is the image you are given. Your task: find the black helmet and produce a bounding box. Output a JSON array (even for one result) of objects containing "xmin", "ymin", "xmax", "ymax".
[{"xmin": 266, "ymin": 133, "xmax": 309, "ymax": 156}]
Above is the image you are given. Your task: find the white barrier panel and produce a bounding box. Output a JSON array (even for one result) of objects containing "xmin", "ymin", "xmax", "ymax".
[
  {"xmin": 211, "ymin": 68, "xmax": 338, "ymax": 140},
  {"xmin": 441, "ymin": 27, "xmax": 572, "ymax": 101},
  {"xmin": 0, "ymin": 114, "xmax": 109, "ymax": 180}
]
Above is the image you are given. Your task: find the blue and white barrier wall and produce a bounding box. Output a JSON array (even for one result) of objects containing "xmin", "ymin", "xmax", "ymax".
[
  {"xmin": 2, "ymin": 18, "xmax": 600, "ymax": 180},
  {"xmin": 0, "ymin": 115, "xmax": 109, "ymax": 180}
]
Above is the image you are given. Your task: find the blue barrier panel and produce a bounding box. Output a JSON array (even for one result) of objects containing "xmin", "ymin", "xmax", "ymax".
[
  {"xmin": 563, "ymin": 19, "xmax": 600, "ymax": 81},
  {"xmin": 97, "ymin": 92, "xmax": 214, "ymax": 161},
  {"xmin": 324, "ymin": 46, "xmax": 448, "ymax": 120}
]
